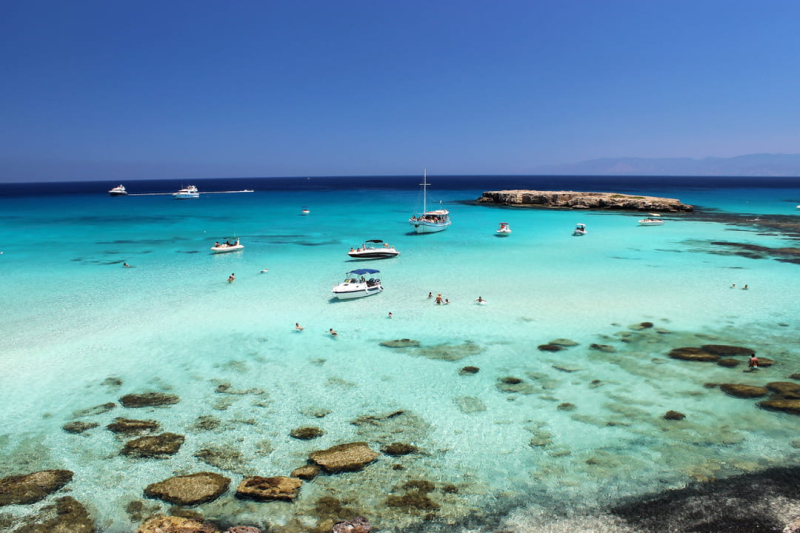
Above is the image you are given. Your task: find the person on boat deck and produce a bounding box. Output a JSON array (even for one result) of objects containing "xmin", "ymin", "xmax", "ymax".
[
  {"xmin": 228, "ymin": 273, "xmax": 235, "ymax": 283},
  {"xmin": 360, "ymin": 276, "xmax": 365, "ymax": 283},
  {"xmin": 383, "ymin": 243, "xmax": 389, "ymax": 248},
  {"xmin": 350, "ymin": 247, "xmax": 355, "ymax": 252},
  {"xmin": 215, "ymin": 242, "xmax": 220, "ymax": 247}
]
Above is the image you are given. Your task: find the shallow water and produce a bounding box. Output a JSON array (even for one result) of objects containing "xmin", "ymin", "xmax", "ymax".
[{"xmin": 1, "ymin": 176, "xmax": 799, "ymax": 532}]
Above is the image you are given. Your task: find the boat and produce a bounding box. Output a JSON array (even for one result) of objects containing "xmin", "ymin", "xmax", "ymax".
[
  {"xmin": 109, "ymin": 185, "xmax": 127, "ymax": 196},
  {"xmin": 347, "ymin": 240, "xmax": 400, "ymax": 260},
  {"xmin": 301, "ymin": 206, "xmax": 310, "ymax": 215},
  {"xmin": 174, "ymin": 185, "xmax": 199, "ymax": 199},
  {"xmin": 496, "ymin": 222, "xmax": 511, "ymax": 236},
  {"xmin": 638, "ymin": 218, "xmax": 664, "ymax": 226},
  {"xmin": 573, "ymin": 223, "xmax": 587, "ymax": 236},
  {"xmin": 331, "ymin": 269, "xmax": 383, "ymax": 299},
  {"xmin": 409, "ymin": 169, "xmax": 451, "ymax": 233},
  {"xmin": 211, "ymin": 238, "xmax": 244, "ymax": 253}
]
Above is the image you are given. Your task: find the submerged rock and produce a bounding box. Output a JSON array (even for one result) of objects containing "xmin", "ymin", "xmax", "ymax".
[
  {"xmin": 701, "ymin": 344, "xmax": 755, "ymax": 356},
  {"xmin": 191, "ymin": 415, "xmax": 222, "ymax": 431},
  {"xmin": 309, "ymin": 442, "xmax": 380, "ymax": 473},
  {"xmin": 453, "ymin": 396, "xmax": 486, "ymax": 414},
  {"xmin": 381, "ymin": 442, "xmax": 418, "ymax": 456},
  {"xmin": 236, "ymin": 476, "xmax": 302, "ymax": 502},
  {"xmin": 290, "ymin": 465, "xmax": 320, "ymax": 481},
  {"xmin": 668, "ymin": 347, "xmax": 719, "ymax": 362},
  {"xmin": 72, "ymin": 402, "xmax": 116, "ymax": 418},
  {"xmin": 290, "ymin": 426, "xmax": 324, "ymax": 440},
  {"xmin": 144, "ymin": 472, "xmax": 230, "ymax": 506},
  {"xmin": 458, "ymin": 366, "xmax": 480, "ymax": 375},
  {"xmin": 379, "ymin": 339, "xmax": 421, "ymax": 348},
  {"xmin": 766, "ymin": 382, "xmax": 800, "ymax": 399},
  {"xmin": 629, "ymin": 322, "xmax": 654, "ymax": 330},
  {"xmin": 720, "ymin": 384, "xmax": 769, "ymax": 399},
  {"xmin": 136, "ymin": 515, "xmax": 218, "ymax": 533},
  {"xmin": 415, "ymin": 340, "xmax": 482, "ymax": 361},
  {"xmin": 590, "ymin": 343, "xmax": 617, "ymax": 353},
  {"xmin": 549, "ymin": 338, "xmax": 579, "ymax": 347},
  {"xmin": 758, "ymin": 399, "xmax": 800, "ymax": 416},
  {"xmin": 62, "ymin": 421, "xmax": 99, "ymax": 434},
  {"xmin": 119, "ymin": 392, "xmax": 180, "ymax": 408},
  {"xmin": 537, "ymin": 344, "xmax": 563, "ymax": 352},
  {"xmin": 107, "ymin": 418, "xmax": 160, "ymax": 435},
  {"xmin": 717, "ymin": 358, "xmax": 741, "ymax": 368},
  {"xmin": 16, "ymin": 496, "xmax": 95, "ymax": 532},
  {"xmin": 496, "ymin": 376, "xmax": 535, "ymax": 394},
  {"xmin": 664, "ymin": 410, "xmax": 686, "ymax": 420},
  {"xmin": 121, "ymin": 432, "xmax": 185, "ymax": 458},
  {"xmin": 332, "ymin": 516, "xmax": 372, "ymax": 533},
  {"xmin": 194, "ymin": 446, "xmax": 248, "ymax": 473},
  {"xmin": 0, "ymin": 469, "xmax": 73, "ymax": 506}
]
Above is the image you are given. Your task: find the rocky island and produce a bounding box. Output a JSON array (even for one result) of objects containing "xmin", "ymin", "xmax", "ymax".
[{"xmin": 477, "ymin": 190, "xmax": 693, "ymax": 212}]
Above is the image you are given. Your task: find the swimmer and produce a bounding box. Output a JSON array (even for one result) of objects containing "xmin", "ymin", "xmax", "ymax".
[
  {"xmin": 731, "ymin": 283, "xmax": 736, "ymax": 288},
  {"xmin": 444, "ymin": 299, "xmax": 450, "ymax": 305},
  {"xmin": 475, "ymin": 296, "xmax": 486, "ymax": 304},
  {"xmin": 260, "ymin": 268, "xmax": 269, "ymax": 273},
  {"xmin": 428, "ymin": 292, "xmax": 433, "ymax": 299},
  {"xmin": 388, "ymin": 312, "xmax": 393, "ymax": 319},
  {"xmin": 227, "ymin": 273, "xmax": 236, "ymax": 283},
  {"xmin": 123, "ymin": 262, "xmax": 132, "ymax": 268},
  {"xmin": 742, "ymin": 284, "xmax": 749, "ymax": 290},
  {"xmin": 329, "ymin": 328, "xmax": 338, "ymax": 337},
  {"xmin": 435, "ymin": 293, "xmax": 443, "ymax": 305},
  {"xmin": 295, "ymin": 323, "xmax": 304, "ymax": 331}
]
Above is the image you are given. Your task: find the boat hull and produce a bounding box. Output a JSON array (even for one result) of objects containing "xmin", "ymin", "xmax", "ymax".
[
  {"xmin": 496, "ymin": 230, "xmax": 511, "ymax": 236},
  {"xmin": 347, "ymin": 251, "xmax": 400, "ymax": 260},
  {"xmin": 332, "ymin": 283, "xmax": 383, "ymax": 299},
  {"xmin": 638, "ymin": 220, "xmax": 664, "ymax": 226},
  {"xmin": 109, "ymin": 192, "xmax": 127, "ymax": 197},
  {"xmin": 211, "ymin": 245, "xmax": 244, "ymax": 253},
  {"xmin": 410, "ymin": 220, "xmax": 450, "ymax": 233},
  {"xmin": 174, "ymin": 194, "xmax": 199, "ymax": 199}
]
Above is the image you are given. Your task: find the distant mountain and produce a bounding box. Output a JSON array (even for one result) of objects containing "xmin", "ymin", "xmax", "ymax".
[{"xmin": 534, "ymin": 153, "xmax": 800, "ymax": 176}]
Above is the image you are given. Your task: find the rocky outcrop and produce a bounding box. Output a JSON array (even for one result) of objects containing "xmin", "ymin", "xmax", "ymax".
[
  {"xmin": 0, "ymin": 469, "xmax": 73, "ymax": 506},
  {"xmin": 290, "ymin": 465, "xmax": 321, "ymax": 481},
  {"xmin": 121, "ymin": 433, "xmax": 185, "ymax": 458},
  {"xmin": 17, "ymin": 496, "xmax": 95, "ymax": 532},
  {"xmin": 478, "ymin": 190, "xmax": 693, "ymax": 212},
  {"xmin": 144, "ymin": 472, "xmax": 230, "ymax": 506},
  {"xmin": 766, "ymin": 382, "xmax": 800, "ymax": 399},
  {"xmin": 107, "ymin": 418, "xmax": 160, "ymax": 435},
  {"xmin": 63, "ymin": 421, "xmax": 99, "ymax": 434},
  {"xmin": 72, "ymin": 402, "xmax": 116, "ymax": 418},
  {"xmin": 664, "ymin": 411, "xmax": 686, "ymax": 420},
  {"xmin": 381, "ymin": 442, "xmax": 418, "ymax": 456},
  {"xmin": 758, "ymin": 399, "xmax": 800, "ymax": 416},
  {"xmin": 290, "ymin": 427, "xmax": 324, "ymax": 440},
  {"xmin": 309, "ymin": 442, "xmax": 380, "ymax": 473},
  {"xmin": 119, "ymin": 392, "xmax": 180, "ymax": 408},
  {"xmin": 701, "ymin": 344, "xmax": 755, "ymax": 356},
  {"xmin": 668, "ymin": 347, "xmax": 719, "ymax": 362},
  {"xmin": 136, "ymin": 515, "xmax": 218, "ymax": 533},
  {"xmin": 236, "ymin": 476, "xmax": 302, "ymax": 502},
  {"xmin": 720, "ymin": 384, "xmax": 769, "ymax": 398}
]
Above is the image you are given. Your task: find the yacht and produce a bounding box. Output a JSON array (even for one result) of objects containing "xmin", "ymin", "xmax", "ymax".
[
  {"xmin": 347, "ymin": 240, "xmax": 400, "ymax": 260},
  {"xmin": 409, "ymin": 169, "xmax": 451, "ymax": 233},
  {"xmin": 301, "ymin": 206, "xmax": 310, "ymax": 215},
  {"xmin": 573, "ymin": 223, "xmax": 587, "ymax": 236},
  {"xmin": 638, "ymin": 218, "xmax": 664, "ymax": 226},
  {"xmin": 109, "ymin": 185, "xmax": 127, "ymax": 196},
  {"xmin": 496, "ymin": 222, "xmax": 511, "ymax": 236},
  {"xmin": 211, "ymin": 238, "xmax": 244, "ymax": 253},
  {"xmin": 174, "ymin": 185, "xmax": 199, "ymax": 199},
  {"xmin": 332, "ymin": 269, "xmax": 383, "ymax": 299}
]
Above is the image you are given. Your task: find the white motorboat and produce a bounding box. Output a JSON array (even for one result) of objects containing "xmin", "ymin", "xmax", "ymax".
[
  {"xmin": 638, "ymin": 218, "xmax": 664, "ymax": 226},
  {"xmin": 109, "ymin": 185, "xmax": 127, "ymax": 196},
  {"xmin": 496, "ymin": 222, "xmax": 511, "ymax": 236},
  {"xmin": 174, "ymin": 185, "xmax": 200, "ymax": 199},
  {"xmin": 211, "ymin": 238, "xmax": 244, "ymax": 253},
  {"xmin": 573, "ymin": 223, "xmax": 587, "ymax": 236},
  {"xmin": 301, "ymin": 206, "xmax": 310, "ymax": 215},
  {"xmin": 332, "ymin": 269, "xmax": 383, "ymax": 299},
  {"xmin": 348, "ymin": 240, "xmax": 400, "ymax": 260},
  {"xmin": 409, "ymin": 169, "xmax": 451, "ymax": 234}
]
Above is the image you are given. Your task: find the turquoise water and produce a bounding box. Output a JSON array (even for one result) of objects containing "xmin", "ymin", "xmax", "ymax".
[{"xmin": 1, "ymin": 177, "xmax": 799, "ymax": 532}]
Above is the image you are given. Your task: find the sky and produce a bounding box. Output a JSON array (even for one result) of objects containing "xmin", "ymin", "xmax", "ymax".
[{"xmin": 1, "ymin": 0, "xmax": 799, "ymax": 182}]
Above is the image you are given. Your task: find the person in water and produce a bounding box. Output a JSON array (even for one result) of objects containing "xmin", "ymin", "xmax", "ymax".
[
  {"xmin": 428, "ymin": 292, "xmax": 433, "ymax": 299},
  {"xmin": 329, "ymin": 328, "xmax": 338, "ymax": 337},
  {"xmin": 123, "ymin": 262, "xmax": 131, "ymax": 268},
  {"xmin": 228, "ymin": 273, "xmax": 236, "ymax": 283},
  {"xmin": 749, "ymin": 354, "xmax": 759, "ymax": 370},
  {"xmin": 475, "ymin": 296, "xmax": 485, "ymax": 303},
  {"xmin": 388, "ymin": 312, "xmax": 393, "ymax": 319},
  {"xmin": 295, "ymin": 323, "xmax": 304, "ymax": 331},
  {"xmin": 435, "ymin": 293, "xmax": 443, "ymax": 305}
]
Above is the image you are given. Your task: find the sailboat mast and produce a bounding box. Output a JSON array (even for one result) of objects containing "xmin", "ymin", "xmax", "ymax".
[{"xmin": 423, "ymin": 168, "xmax": 427, "ymax": 214}]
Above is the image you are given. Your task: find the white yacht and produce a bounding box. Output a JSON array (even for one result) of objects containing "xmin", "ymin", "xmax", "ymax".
[
  {"xmin": 409, "ymin": 170, "xmax": 450, "ymax": 234},
  {"xmin": 109, "ymin": 185, "xmax": 127, "ymax": 196},
  {"xmin": 496, "ymin": 222, "xmax": 511, "ymax": 236},
  {"xmin": 301, "ymin": 206, "xmax": 310, "ymax": 215},
  {"xmin": 638, "ymin": 218, "xmax": 664, "ymax": 226},
  {"xmin": 347, "ymin": 240, "xmax": 400, "ymax": 260},
  {"xmin": 332, "ymin": 269, "xmax": 383, "ymax": 299},
  {"xmin": 211, "ymin": 238, "xmax": 244, "ymax": 253},
  {"xmin": 174, "ymin": 185, "xmax": 199, "ymax": 199},
  {"xmin": 573, "ymin": 223, "xmax": 587, "ymax": 236}
]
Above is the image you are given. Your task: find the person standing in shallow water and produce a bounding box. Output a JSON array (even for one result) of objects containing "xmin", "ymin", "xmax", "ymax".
[
  {"xmin": 227, "ymin": 273, "xmax": 235, "ymax": 283},
  {"xmin": 749, "ymin": 354, "xmax": 759, "ymax": 370}
]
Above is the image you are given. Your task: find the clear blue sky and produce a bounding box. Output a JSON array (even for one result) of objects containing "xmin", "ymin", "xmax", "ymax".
[{"xmin": 1, "ymin": 0, "xmax": 799, "ymax": 181}]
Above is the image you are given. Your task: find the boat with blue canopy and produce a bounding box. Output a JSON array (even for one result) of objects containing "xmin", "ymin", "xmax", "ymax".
[{"xmin": 331, "ymin": 268, "xmax": 383, "ymax": 299}]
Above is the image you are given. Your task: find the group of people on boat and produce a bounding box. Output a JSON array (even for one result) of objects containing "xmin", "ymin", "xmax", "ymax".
[
  {"xmin": 411, "ymin": 214, "xmax": 447, "ymax": 223},
  {"xmin": 215, "ymin": 238, "xmax": 240, "ymax": 248}
]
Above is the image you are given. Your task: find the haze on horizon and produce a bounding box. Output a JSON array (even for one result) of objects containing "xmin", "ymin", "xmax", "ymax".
[{"xmin": 1, "ymin": 0, "xmax": 799, "ymax": 183}]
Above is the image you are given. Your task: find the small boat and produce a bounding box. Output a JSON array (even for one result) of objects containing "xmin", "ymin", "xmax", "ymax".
[
  {"xmin": 409, "ymin": 169, "xmax": 451, "ymax": 234},
  {"xmin": 301, "ymin": 206, "xmax": 310, "ymax": 215},
  {"xmin": 332, "ymin": 269, "xmax": 383, "ymax": 299},
  {"xmin": 638, "ymin": 218, "xmax": 664, "ymax": 226},
  {"xmin": 496, "ymin": 222, "xmax": 511, "ymax": 236},
  {"xmin": 573, "ymin": 223, "xmax": 587, "ymax": 236},
  {"xmin": 174, "ymin": 185, "xmax": 200, "ymax": 199},
  {"xmin": 211, "ymin": 238, "xmax": 244, "ymax": 253},
  {"xmin": 347, "ymin": 240, "xmax": 400, "ymax": 260},
  {"xmin": 109, "ymin": 185, "xmax": 127, "ymax": 196}
]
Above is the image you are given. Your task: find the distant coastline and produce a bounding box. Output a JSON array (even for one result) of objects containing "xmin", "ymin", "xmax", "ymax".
[{"xmin": 477, "ymin": 190, "xmax": 694, "ymax": 212}]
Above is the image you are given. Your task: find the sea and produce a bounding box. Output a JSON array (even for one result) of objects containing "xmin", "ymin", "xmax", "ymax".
[{"xmin": 1, "ymin": 175, "xmax": 799, "ymax": 533}]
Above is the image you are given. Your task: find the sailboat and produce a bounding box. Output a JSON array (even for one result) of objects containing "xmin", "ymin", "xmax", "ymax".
[{"xmin": 409, "ymin": 169, "xmax": 451, "ymax": 234}]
